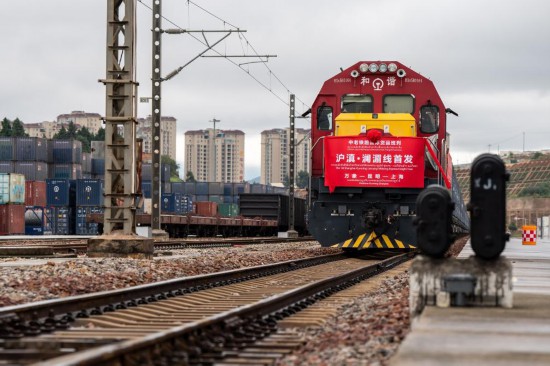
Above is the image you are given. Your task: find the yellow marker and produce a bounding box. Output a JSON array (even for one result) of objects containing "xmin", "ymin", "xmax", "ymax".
[
  {"xmin": 382, "ymin": 235, "xmax": 394, "ymax": 248},
  {"xmin": 353, "ymin": 233, "xmax": 366, "ymax": 248}
]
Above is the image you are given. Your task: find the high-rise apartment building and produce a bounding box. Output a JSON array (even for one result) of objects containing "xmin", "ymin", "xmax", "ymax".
[
  {"xmin": 260, "ymin": 128, "xmax": 310, "ymax": 185},
  {"xmin": 185, "ymin": 129, "xmax": 245, "ymax": 182},
  {"xmin": 136, "ymin": 115, "xmax": 177, "ymax": 161}
]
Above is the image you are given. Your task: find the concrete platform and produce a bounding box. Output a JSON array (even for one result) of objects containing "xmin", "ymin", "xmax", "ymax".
[{"xmin": 391, "ymin": 236, "xmax": 550, "ymax": 365}]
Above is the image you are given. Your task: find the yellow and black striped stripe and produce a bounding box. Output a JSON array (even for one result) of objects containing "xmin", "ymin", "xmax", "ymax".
[{"xmin": 331, "ymin": 231, "xmax": 415, "ymax": 249}]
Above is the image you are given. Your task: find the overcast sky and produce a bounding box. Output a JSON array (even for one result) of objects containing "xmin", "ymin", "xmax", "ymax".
[{"xmin": 2, "ymin": 0, "xmax": 549, "ymax": 179}]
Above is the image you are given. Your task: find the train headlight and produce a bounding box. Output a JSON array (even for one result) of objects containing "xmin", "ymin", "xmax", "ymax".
[
  {"xmin": 359, "ymin": 63, "xmax": 369, "ymax": 73},
  {"xmin": 388, "ymin": 63, "xmax": 398, "ymax": 72},
  {"xmin": 368, "ymin": 63, "xmax": 379, "ymax": 73},
  {"xmin": 379, "ymin": 63, "xmax": 388, "ymax": 73}
]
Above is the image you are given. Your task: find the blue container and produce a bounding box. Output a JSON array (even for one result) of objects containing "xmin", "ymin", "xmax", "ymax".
[
  {"xmin": 24, "ymin": 207, "xmax": 52, "ymax": 235},
  {"xmin": 15, "ymin": 137, "xmax": 48, "ymax": 161},
  {"xmin": 184, "ymin": 182, "xmax": 196, "ymax": 194},
  {"xmin": 161, "ymin": 193, "xmax": 179, "ymax": 213},
  {"xmin": 141, "ymin": 181, "xmax": 152, "ymax": 198},
  {"xmin": 46, "ymin": 179, "xmax": 76, "ymax": 206},
  {"xmin": 0, "ymin": 137, "xmax": 15, "ymax": 160},
  {"xmin": 0, "ymin": 162, "xmax": 14, "ymax": 174},
  {"xmin": 142, "ymin": 163, "xmax": 171, "ymax": 182},
  {"xmin": 171, "ymin": 182, "xmax": 185, "ymax": 194},
  {"xmin": 223, "ymin": 183, "xmax": 233, "ymax": 196},
  {"xmin": 91, "ymin": 158, "xmax": 105, "ymax": 176},
  {"xmin": 208, "ymin": 182, "xmax": 223, "ymax": 195},
  {"xmin": 14, "ymin": 161, "xmax": 48, "ymax": 181},
  {"xmin": 195, "ymin": 182, "xmax": 208, "ymax": 195},
  {"xmin": 233, "ymin": 183, "xmax": 250, "ymax": 195},
  {"xmin": 50, "ymin": 139, "xmax": 82, "ymax": 164},
  {"xmin": 76, "ymin": 179, "xmax": 103, "ymax": 206},
  {"xmin": 49, "ymin": 163, "xmax": 82, "ymax": 179},
  {"xmin": 196, "ymin": 195, "xmax": 208, "ymax": 202},
  {"xmin": 75, "ymin": 206, "xmax": 103, "ymax": 235},
  {"xmin": 50, "ymin": 206, "xmax": 75, "ymax": 235},
  {"xmin": 223, "ymin": 195, "xmax": 234, "ymax": 204}
]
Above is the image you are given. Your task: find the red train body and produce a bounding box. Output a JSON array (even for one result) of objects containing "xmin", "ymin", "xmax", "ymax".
[{"xmin": 308, "ymin": 61, "xmax": 462, "ymax": 249}]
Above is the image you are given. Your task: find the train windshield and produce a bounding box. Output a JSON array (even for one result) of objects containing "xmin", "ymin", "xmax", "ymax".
[
  {"xmin": 420, "ymin": 105, "xmax": 439, "ymax": 134},
  {"xmin": 317, "ymin": 106, "xmax": 333, "ymax": 130},
  {"xmin": 341, "ymin": 95, "xmax": 373, "ymax": 113},
  {"xmin": 383, "ymin": 95, "xmax": 414, "ymax": 113}
]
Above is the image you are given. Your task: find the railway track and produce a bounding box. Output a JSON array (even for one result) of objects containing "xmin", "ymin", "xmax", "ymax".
[
  {"xmin": 0, "ymin": 251, "xmax": 413, "ymax": 365},
  {"xmin": 0, "ymin": 236, "xmax": 313, "ymax": 257}
]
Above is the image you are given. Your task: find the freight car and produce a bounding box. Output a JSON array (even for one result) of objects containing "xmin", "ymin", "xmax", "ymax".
[
  {"xmin": 238, "ymin": 193, "xmax": 308, "ymax": 235},
  {"xmin": 307, "ymin": 61, "xmax": 469, "ymax": 249}
]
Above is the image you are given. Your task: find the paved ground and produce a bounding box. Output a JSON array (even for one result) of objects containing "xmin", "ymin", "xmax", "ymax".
[{"xmin": 391, "ymin": 236, "xmax": 550, "ymax": 366}]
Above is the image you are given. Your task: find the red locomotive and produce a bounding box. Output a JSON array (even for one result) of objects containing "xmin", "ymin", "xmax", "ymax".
[{"xmin": 307, "ymin": 61, "xmax": 467, "ymax": 249}]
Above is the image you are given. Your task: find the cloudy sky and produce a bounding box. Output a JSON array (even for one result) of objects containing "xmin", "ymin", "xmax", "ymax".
[{"xmin": 2, "ymin": 0, "xmax": 549, "ymax": 179}]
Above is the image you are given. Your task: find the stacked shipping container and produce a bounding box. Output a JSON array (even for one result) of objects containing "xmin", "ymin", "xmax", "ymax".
[{"xmin": 0, "ymin": 173, "xmax": 26, "ymax": 234}]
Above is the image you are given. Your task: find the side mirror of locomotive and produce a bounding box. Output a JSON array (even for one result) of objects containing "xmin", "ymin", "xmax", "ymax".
[
  {"xmin": 414, "ymin": 185, "xmax": 455, "ymax": 258},
  {"xmin": 467, "ymin": 154, "xmax": 509, "ymax": 260}
]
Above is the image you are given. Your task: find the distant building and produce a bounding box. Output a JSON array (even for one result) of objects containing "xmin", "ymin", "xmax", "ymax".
[
  {"xmin": 184, "ymin": 129, "xmax": 245, "ymax": 182},
  {"xmin": 260, "ymin": 128, "xmax": 310, "ymax": 185},
  {"xmin": 57, "ymin": 111, "xmax": 103, "ymax": 134},
  {"xmin": 136, "ymin": 115, "xmax": 177, "ymax": 161}
]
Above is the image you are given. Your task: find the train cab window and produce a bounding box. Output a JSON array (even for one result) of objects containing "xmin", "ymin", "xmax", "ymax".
[
  {"xmin": 341, "ymin": 95, "xmax": 373, "ymax": 113},
  {"xmin": 317, "ymin": 106, "xmax": 333, "ymax": 130},
  {"xmin": 420, "ymin": 105, "xmax": 439, "ymax": 134},
  {"xmin": 383, "ymin": 95, "xmax": 414, "ymax": 113}
]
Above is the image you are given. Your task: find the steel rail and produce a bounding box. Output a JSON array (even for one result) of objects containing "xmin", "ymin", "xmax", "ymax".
[{"xmin": 32, "ymin": 252, "xmax": 413, "ymax": 366}]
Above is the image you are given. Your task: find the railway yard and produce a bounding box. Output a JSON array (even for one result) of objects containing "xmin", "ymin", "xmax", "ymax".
[{"xmin": 0, "ymin": 236, "xmax": 464, "ymax": 365}]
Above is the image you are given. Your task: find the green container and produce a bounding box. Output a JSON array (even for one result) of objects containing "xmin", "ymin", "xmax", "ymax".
[{"xmin": 218, "ymin": 203, "xmax": 239, "ymax": 217}]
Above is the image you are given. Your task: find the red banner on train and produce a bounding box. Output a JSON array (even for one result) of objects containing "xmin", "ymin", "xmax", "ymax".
[{"xmin": 324, "ymin": 136, "xmax": 425, "ymax": 192}]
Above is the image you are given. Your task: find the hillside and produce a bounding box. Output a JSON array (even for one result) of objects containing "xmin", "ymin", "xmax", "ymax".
[{"xmin": 455, "ymin": 152, "xmax": 550, "ymax": 203}]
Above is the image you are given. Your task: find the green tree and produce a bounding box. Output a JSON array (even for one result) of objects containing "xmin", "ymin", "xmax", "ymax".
[
  {"xmin": 93, "ymin": 127, "xmax": 105, "ymax": 141},
  {"xmin": 161, "ymin": 155, "xmax": 180, "ymax": 178},
  {"xmin": 11, "ymin": 118, "xmax": 28, "ymax": 137},
  {"xmin": 519, "ymin": 182, "xmax": 550, "ymax": 197},
  {"xmin": 185, "ymin": 171, "xmax": 196, "ymax": 182},
  {"xmin": 0, "ymin": 118, "xmax": 13, "ymax": 137},
  {"xmin": 54, "ymin": 126, "xmax": 69, "ymax": 139}
]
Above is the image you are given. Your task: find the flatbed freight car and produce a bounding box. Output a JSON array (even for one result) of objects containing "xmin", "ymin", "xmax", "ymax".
[{"xmin": 87, "ymin": 213, "xmax": 278, "ymax": 238}]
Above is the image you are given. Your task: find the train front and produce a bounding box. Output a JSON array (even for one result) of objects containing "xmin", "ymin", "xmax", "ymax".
[{"xmin": 308, "ymin": 61, "xmax": 452, "ymax": 249}]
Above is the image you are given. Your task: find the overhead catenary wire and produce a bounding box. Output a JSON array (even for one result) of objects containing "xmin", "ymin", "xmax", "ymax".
[{"xmin": 137, "ymin": 0, "xmax": 310, "ymax": 112}]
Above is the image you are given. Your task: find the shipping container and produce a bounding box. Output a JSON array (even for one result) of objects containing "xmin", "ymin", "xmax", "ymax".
[
  {"xmin": 208, "ymin": 195, "xmax": 223, "ymax": 204},
  {"xmin": 49, "ymin": 163, "xmax": 82, "ymax": 179},
  {"xmin": 25, "ymin": 181, "xmax": 47, "ymax": 207},
  {"xmin": 46, "ymin": 179, "xmax": 76, "ymax": 207},
  {"xmin": 0, "ymin": 173, "xmax": 25, "ymax": 205},
  {"xmin": 250, "ymin": 184, "xmax": 268, "ymax": 194},
  {"xmin": 218, "ymin": 203, "xmax": 239, "ymax": 217},
  {"xmin": 222, "ymin": 195, "xmax": 234, "ymax": 204},
  {"xmin": 0, "ymin": 137, "xmax": 16, "ymax": 160},
  {"xmin": 50, "ymin": 206, "xmax": 75, "ymax": 235},
  {"xmin": 195, "ymin": 201, "xmax": 217, "ymax": 216},
  {"xmin": 195, "ymin": 182, "xmax": 208, "ymax": 195},
  {"xmin": 142, "ymin": 163, "xmax": 171, "ymax": 182},
  {"xmin": 75, "ymin": 206, "xmax": 103, "ymax": 235},
  {"xmin": 208, "ymin": 182, "xmax": 223, "ymax": 195},
  {"xmin": 49, "ymin": 139, "xmax": 82, "ymax": 164},
  {"xmin": 82, "ymin": 152, "xmax": 92, "ymax": 173},
  {"xmin": 223, "ymin": 183, "xmax": 233, "ymax": 196},
  {"xmin": 24, "ymin": 206, "xmax": 52, "ymax": 235},
  {"xmin": 141, "ymin": 181, "xmax": 152, "ymax": 198},
  {"xmin": 0, "ymin": 204, "xmax": 25, "ymax": 235},
  {"xmin": 195, "ymin": 195, "xmax": 208, "ymax": 202},
  {"xmin": 15, "ymin": 137, "xmax": 48, "ymax": 161},
  {"xmin": 76, "ymin": 179, "xmax": 103, "ymax": 206},
  {"xmin": 171, "ymin": 182, "xmax": 185, "ymax": 194},
  {"xmin": 14, "ymin": 161, "xmax": 48, "ymax": 181},
  {"xmin": 91, "ymin": 158, "xmax": 105, "ymax": 176},
  {"xmin": 0, "ymin": 162, "xmax": 14, "ymax": 174},
  {"xmin": 91, "ymin": 141, "xmax": 105, "ymax": 159},
  {"xmin": 184, "ymin": 182, "xmax": 196, "ymax": 194}
]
